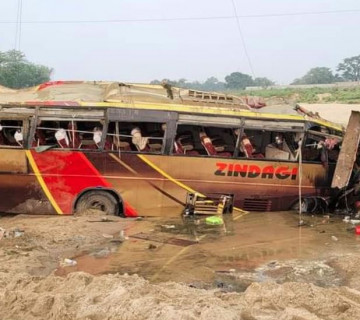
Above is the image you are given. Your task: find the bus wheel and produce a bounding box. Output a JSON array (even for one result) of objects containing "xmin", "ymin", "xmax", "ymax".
[
  {"xmin": 290, "ymin": 198, "xmax": 309, "ymax": 213},
  {"xmin": 76, "ymin": 191, "xmax": 118, "ymax": 215}
]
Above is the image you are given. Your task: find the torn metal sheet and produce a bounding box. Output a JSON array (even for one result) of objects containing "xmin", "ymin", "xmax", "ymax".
[{"xmin": 331, "ymin": 111, "xmax": 360, "ymax": 189}]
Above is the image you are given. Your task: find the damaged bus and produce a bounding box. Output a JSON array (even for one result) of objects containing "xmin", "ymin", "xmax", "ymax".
[{"xmin": 0, "ymin": 81, "xmax": 344, "ymax": 217}]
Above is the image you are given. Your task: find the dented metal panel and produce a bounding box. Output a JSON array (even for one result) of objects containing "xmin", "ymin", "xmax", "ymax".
[{"xmin": 331, "ymin": 111, "xmax": 360, "ymax": 189}]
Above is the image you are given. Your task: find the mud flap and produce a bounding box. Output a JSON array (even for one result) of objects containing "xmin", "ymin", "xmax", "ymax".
[{"xmin": 331, "ymin": 111, "xmax": 360, "ymax": 189}]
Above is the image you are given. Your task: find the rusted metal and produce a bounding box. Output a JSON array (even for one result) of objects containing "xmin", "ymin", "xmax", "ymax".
[{"xmin": 331, "ymin": 111, "xmax": 360, "ymax": 189}]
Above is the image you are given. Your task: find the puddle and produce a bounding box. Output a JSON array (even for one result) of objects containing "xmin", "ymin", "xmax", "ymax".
[{"xmin": 56, "ymin": 211, "xmax": 360, "ymax": 291}]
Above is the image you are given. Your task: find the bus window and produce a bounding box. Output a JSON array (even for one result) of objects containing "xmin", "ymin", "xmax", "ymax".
[
  {"xmin": 0, "ymin": 120, "xmax": 24, "ymax": 148},
  {"xmin": 237, "ymin": 129, "xmax": 267, "ymax": 159},
  {"xmin": 107, "ymin": 122, "xmax": 164, "ymax": 154},
  {"xmin": 34, "ymin": 120, "xmax": 104, "ymax": 150},
  {"xmin": 303, "ymin": 131, "xmax": 340, "ymax": 165},
  {"xmin": 174, "ymin": 124, "xmax": 235, "ymax": 157},
  {"xmin": 237, "ymin": 129, "xmax": 301, "ymax": 161}
]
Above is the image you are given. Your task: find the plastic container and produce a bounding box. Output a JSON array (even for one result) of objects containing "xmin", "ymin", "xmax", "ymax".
[{"xmin": 205, "ymin": 216, "xmax": 224, "ymax": 225}]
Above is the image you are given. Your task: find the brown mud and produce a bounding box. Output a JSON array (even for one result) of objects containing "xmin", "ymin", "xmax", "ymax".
[{"xmin": 2, "ymin": 211, "xmax": 360, "ymax": 319}]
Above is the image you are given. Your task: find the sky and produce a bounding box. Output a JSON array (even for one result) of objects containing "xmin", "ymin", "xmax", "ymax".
[{"xmin": 0, "ymin": 0, "xmax": 360, "ymax": 85}]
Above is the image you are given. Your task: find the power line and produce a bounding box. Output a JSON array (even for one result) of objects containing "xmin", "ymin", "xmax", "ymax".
[
  {"xmin": 1, "ymin": 8, "xmax": 360, "ymax": 24},
  {"xmin": 18, "ymin": 0, "xmax": 23, "ymax": 50},
  {"xmin": 230, "ymin": 0, "xmax": 256, "ymax": 79},
  {"xmin": 14, "ymin": 0, "xmax": 22, "ymax": 50}
]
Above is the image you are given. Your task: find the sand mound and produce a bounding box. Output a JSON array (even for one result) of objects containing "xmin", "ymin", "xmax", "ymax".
[{"xmin": 2, "ymin": 271, "xmax": 360, "ymax": 320}]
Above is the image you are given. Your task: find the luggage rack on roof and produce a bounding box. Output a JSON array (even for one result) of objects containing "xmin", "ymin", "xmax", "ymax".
[
  {"xmin": 183, "ymin": 192, "xmax": 234, "ymax": 215},
  {"xmin": 182, "ymin": 89, "xmax": 248, "ymax": 108}
]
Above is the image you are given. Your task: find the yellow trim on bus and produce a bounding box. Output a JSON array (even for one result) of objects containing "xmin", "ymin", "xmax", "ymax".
[
  {"xmin": 137, "ymin": 154, "xmax": 249, "ymax": 215},
  {"xmin": 25, "ymin": 150, "xmax": 63, "ymax": 215},
  {"xmin": 137, "ymin": 154, "xmax": 204, "ymax": 196}
]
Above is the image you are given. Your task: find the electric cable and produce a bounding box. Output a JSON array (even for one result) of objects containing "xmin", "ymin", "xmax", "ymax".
[
  {"xmin": 1, "ymin": 8, "xmax": 360, "ymax": 24},
  {"xmin": 230, "ymin": 0, "xmax": 256, "ymax": 79}
]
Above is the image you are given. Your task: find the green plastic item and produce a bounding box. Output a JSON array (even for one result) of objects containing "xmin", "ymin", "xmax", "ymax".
[{"xmin": 205, "ymin": 216, "xmax": 224, "ymax": 225}]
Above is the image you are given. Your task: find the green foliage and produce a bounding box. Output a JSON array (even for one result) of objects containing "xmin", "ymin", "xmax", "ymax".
[
  {"xmin": 0, "ymin": 50, "xmax": 52, "ymax": 89},
  {"xmin": 253, "ymin": 77, "xmax": 275, "ymax": 87},
  {"xmin": 224, "ymin": 72, "xmax": 254, "ymax": 89},
  {"xmin": 291, "ymin": 67, "xmax": 337, "ymax": 85},
  {"xmin": 231, "ymin": 87, "xmax": 360, "ymax": 104},
  {"xmin": 151, "ymin": 77, "xmax": 226, "ymax": 91},
  {"xmin": 337, "ymin": 55, "xmax": 360, "ymax": 81},
  {"xmin": 151, "ymin": 73, "xmax": 274, "ymax": 91}
]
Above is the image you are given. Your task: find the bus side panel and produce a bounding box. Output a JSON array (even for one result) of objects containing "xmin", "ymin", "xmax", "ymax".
[
  {"xmin": 88, "ymin": 153, "xmax": 185, "ymax": 217},
  {"xmin": 0, "ymin": 149, "xmax": 55, "ymax": 214},
  {"xmin": 133, "ymin": 155, "xmax": 331, "ymax": 212}
]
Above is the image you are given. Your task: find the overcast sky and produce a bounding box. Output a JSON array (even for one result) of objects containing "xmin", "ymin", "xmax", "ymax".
[{"xmin": 1, "ymin": 0, "xmax": 360, "ymax": 84}]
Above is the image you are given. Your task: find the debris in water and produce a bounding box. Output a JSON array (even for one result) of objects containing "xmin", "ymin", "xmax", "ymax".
[
  {"xmin": 102, "ymin": 234, "xmax": 114, "ymax": 239},
  {"xmin": 148, "ymin": 243, "xmax": 157, "ymax": 250},
  {"xmin": 298, "ymin": 220, "xmax": 306, "ymax": 227},
  {"xmin": 331, "ymin": 236, "xmax": 338, "ymax": 242},
  {"xmin": 119, "ymin": 230, "xmax": 128, "ymax": 241},
  {"xmin": 205, "ymin": 216, "xmax": 224, "ymax": 225},
  {"xmin": 267, "ymin": 260, "xmax": 278, "ymax": 267},
  {"xmin": 13, "ymin": 229, "xmax": 24, "ymax": 238},
  {"xmin": 62, "ymin": 258, "xmax": 77, "ymax": 267},
  {"xmin": 92, "ymin": 248, "xmax": 111, "ymax": 258},
  {"xmin": 130, "ymin": 232, "xmax": 197, "ymax": 246},
  {"xmin": 161, "ymin": 224, "xmax": 176, "ymax": 229}
]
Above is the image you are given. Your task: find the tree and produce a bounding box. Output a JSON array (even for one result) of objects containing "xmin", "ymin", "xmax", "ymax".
[
  {"xmin": 0, "ymin": 50, "xmax": 52, "ymax": 89},
  {"xmin": 202, "ymin": 77, "xmax": 225, "ymax": 91},
  {"xmin": 337, "ymin": 55, "xmax": 360, "ymax": 81},
  {"xmin": 253, "ymin": 77, "xmax": 275, "ymax": 87},
  {"xmin": 291, "ymin": 67, "xmax": 336, "ymax": 85},
  {"xmin": 224, "ymin": 72, "xmax": 254, "ymax": 89}
]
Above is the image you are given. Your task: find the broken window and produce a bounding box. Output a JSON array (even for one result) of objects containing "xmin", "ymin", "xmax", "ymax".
[
  {"xmin": 106, "ymin": 121, "xmax": 164, "ymax": 153},
  {"xmin": 173, "ymin": 124, "xmax": 235, "ymax": 157},
  {"xmin": 237, "ymin": 129, "xmax": 302, "ymax": 161},
  {"xmin": 33, "ymin": 119, "xmax": 104, "ymax": 150},
  {"xmin": 302, "ymin": 126, "xmax": 341, "ymax": 165},
  {"xmin": 0, "ymin": 120, "xmax": 24, "ymax": 148}
]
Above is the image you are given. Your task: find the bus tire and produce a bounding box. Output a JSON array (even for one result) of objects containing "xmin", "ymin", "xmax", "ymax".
[
  {"xmin": 290, "ymin": 198, "xmax": 308, "ymax": 213},
  {"xmin": 75, "ymin": 191, "xmax": 119, "ymax": 215}
]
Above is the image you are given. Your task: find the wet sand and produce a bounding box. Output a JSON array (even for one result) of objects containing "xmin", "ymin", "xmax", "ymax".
[{"xmin": 3, "ymin": 212, "xmax": 360, "ymax": 319}]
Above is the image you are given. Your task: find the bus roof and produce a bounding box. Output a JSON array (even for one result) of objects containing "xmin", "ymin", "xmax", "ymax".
[{"xmin": 0, "ymin": 81, "xmax": 343, "ymax": 131}]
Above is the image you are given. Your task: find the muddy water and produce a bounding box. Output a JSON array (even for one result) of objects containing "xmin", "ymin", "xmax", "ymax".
[{"xmin": 56, "ymin": 211, "xmax": 360, "ymax": 290}]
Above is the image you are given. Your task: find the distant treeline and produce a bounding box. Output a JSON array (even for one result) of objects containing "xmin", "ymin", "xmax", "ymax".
[
  {"xmin": 1, "ymin": 49, "xmax": 360, "ymax": 90},
  {"xmin": 150, "ymin": 74, "xmax": 274, "ymax": 92},
  {"xmin": 152, "ymin": 54, "xmax": 360, "ymax": 91}
]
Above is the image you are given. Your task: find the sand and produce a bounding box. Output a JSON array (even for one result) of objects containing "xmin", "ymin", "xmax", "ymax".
[
  {"xmin": 2, "ymin": 272, "xmax": 360, "ymax": 320},
  {"xmin": 2, "ymin": 213, "xmax": 360, "ymax": 319},
  {"xmin": 299, "ymin": 103, "xmax": 360, "ymax": 126}
]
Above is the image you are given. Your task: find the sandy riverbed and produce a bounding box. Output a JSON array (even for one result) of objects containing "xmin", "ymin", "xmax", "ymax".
[{"xmin": 2, "ymin": 212, "xmax": 360, "ymax": 319}]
